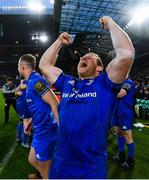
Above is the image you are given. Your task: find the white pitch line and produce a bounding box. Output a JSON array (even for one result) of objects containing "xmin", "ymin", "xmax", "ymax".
[{"xmin": 0, "ymin": 141, "xmax": 17, "ymax": 174}]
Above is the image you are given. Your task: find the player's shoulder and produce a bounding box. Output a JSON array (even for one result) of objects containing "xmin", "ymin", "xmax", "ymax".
[
  {"xmin": 60, "ymin": 72, "xmax": 77, "ymax": 84},
  {"xmin": 94, "ymin": 71, "xmax": 107, "ymax": 82},
  {"xmin": 32, "ymin": 73, "xmax": 50, "ymax": 94},
  {"xmin": 30, "ymin": 72, "xmax": 45, "ymax": 84},
  {"xmin": 61, "ymin": 73, "xmax": 74, "ymax": 80},
  {"xmin": 32, "ymin": 72, "xmax": 41, "ymax": 80}
]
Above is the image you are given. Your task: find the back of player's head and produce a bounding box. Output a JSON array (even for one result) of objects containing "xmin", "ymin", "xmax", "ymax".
[{"xmin": 20, "ymin": 54, "xmax": 36, "ymax": 70}]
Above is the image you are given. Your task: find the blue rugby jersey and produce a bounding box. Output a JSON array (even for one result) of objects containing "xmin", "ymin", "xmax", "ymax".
[
  {"xmin": 26, "ymin": 72, "xmax": 57, "ymax": 136},
  {"xmin": 113, "ymin": 79, "xmax": 135, "ymax": 119},
  {"xmin": 52, "ymin": 71, "xmax": 121, "ymax": 176},
  {"xmin": 16, "ymin": 80, "xmax": 31, "ymax": 119}
]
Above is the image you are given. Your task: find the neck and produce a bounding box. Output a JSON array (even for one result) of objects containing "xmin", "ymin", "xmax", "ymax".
[
  {"xmin": 80, "ymin": 75, "xmax": 95, "ymax": 80},
  {"xmin": 79, "ymin": 72, "xmax": 100, "ymax": 80},
  {"xmin": 24, "ymin": 70, "xmax": 34, "ymax": 80}
]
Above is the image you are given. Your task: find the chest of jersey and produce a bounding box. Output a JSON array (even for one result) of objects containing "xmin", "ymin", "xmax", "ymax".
[{"xmin": 61, "ymin": 79, "xmax": 98, "ymax": 103}]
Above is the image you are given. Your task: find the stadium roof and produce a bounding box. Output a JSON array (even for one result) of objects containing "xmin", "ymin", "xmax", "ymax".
[
  {"xmin": 59, "ymin": 0, "xmax": 149, "ymax": 61},
  {"xmin": 0, "ymin": 0, "xmax": 149, "ymax": 75}
]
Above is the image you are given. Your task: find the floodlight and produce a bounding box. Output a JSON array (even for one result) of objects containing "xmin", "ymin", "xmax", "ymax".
[
  {"xmin": 28, "ymin": 2, "xmax": 45, "ymax": 12},
  {"xmin": 132, "ymin": 6, "xmax": 149, "ymax": 25},
  {"xmin": 40, "ymin": 35, "xmax": 48, "ymax": 43}
]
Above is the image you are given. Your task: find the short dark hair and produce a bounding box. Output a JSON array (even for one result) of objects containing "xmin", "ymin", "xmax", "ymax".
[
  {"xmin": 20, "ymin": 54, "xmax": 36, "ymax": 70},
  {"xmin": 7, "ymin": 77, "xmax": 12, "ymax": 81}
]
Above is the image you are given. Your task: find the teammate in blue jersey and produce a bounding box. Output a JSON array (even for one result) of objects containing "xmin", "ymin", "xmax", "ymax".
[
  {"xmin": 39, "ymin": 16, "xmax": 135, "ymax": 178},
  {"xmin": 112, "ymin": 79, "xmax": 135, "ymax": 169},
  {"xmin": 16, "ymin": 79, "xmax": 31, "ymax": 148},
  {"xmin": 17, "ymin": 54, "xmax": 59, "ymax": 179}
]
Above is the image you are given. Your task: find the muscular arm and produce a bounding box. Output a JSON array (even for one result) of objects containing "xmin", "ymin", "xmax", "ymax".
[
  {"xmin": 100, "ymin": 16, "xmax": 135, "ymax": 83},
  {"xmin": 39, "ymin": 33, "xmax": 72, "ymax": 85},
  {"xmin": 42, "ymin": 89, "xmax": 60, "ymax": 123}
]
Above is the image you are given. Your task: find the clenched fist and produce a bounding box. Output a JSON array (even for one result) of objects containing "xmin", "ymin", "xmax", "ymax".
[
  {"xmin": 117, "ymin": 88, "xmax": 127, "ymax": 98},
  {"xmin": 99, "ymin": 16, "xmax": 113, "ymax": 30},
  {"xmin": 58, "ymin": 32, "xmax": 72, "ymax": 45}
]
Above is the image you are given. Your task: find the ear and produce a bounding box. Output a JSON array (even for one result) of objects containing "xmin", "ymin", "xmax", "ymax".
[{"xmin": 96, "ymin": 66, "xmax": 103, "ymax": 72}]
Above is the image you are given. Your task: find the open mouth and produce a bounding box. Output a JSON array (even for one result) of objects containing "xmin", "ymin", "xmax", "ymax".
[{"xmin": 80, "ymin": 62, "xmax": 88, "ymax": 68}]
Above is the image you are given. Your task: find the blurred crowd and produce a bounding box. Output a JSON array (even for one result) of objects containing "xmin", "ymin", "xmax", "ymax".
[{"xmin": 131, "ymin": 67, "xmax": 149, "ymax": 100}]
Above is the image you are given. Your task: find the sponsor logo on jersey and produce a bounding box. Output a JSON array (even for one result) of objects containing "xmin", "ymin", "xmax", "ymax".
[
  {"xmin": 68, "ymin": 80, "xmax": 75, "ymax": 86},
  {"xmin": 62, "ymin": 92, "xmax": 97, "ymax": 98},
  {"xmin": 26, "ymin": 98, "xmax": 32, "ymax": 103},
  {"xmin": 86, "ymin": 80, "xmax": 94, "ymax": 86},
  {"xmin": 72, "ymin": 88, "xmax": 79, "ymax": 94}
]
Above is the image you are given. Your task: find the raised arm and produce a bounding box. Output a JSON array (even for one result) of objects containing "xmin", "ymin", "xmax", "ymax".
[
  {"xmin": 39, "ymin": 33, "xmax": 72, "ymax": 85},
  {"xmin": 99, "ymin": 16, "xmax": 135, "ymax": 83}
]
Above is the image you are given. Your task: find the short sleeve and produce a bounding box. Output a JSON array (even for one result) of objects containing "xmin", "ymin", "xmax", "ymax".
[
  {"xmin": 33, "ymin": 78, "xmax": 50, "ymax": 97},
  {"xmin": 53, "ymin": 72, "xmax": 71, "ymax": 93},
  {"xmin": 122, "ymin": 82, "xmax": 131, "ymax": 92},
  {"xmin": 100, "ymin": 71, "xmax": 122, "ymax": 93}
]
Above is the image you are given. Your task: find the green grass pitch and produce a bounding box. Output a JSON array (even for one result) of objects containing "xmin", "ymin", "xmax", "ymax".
[{"xmin": 0, "ymin": 91, "xmax": 149, "ymax": 178}]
